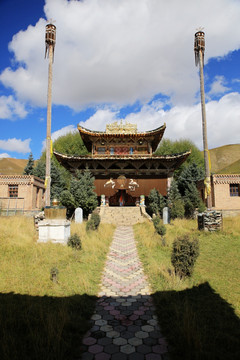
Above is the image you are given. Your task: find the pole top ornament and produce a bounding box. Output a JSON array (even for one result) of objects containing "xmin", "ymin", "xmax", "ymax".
[
  {"xmin": 45, "ymin": 21, "xmax": 56, "ymax": 59},
  {"xmin": 194, "ymin": 28, "xmax": 205, "ymax": 66}
]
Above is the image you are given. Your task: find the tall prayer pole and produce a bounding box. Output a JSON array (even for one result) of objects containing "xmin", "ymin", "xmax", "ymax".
[
  {"xmin": 194, "ymin": 30, "xmax": 211, "ymax": 209},
  {"xmin": 45, "ymin": 23, "xmax": 56, "ymax": 207}
]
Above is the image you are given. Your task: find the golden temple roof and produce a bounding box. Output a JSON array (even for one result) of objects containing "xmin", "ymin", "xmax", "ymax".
[{"xmin": 77, "ymin": 123, "xmax": 166, "ymax": 152}]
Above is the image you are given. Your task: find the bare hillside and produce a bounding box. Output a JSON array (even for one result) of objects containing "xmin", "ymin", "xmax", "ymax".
[
  {"xmin": 0, "ymin": 158, "xmax": 28, "ymax": 175},
  {"xmin": 209, "ymin": 144, "xmax": 240, "ymax": 174}
]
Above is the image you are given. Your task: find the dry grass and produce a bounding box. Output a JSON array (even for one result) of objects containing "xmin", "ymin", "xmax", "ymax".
[
  {"xmin": 0, "ymin": 216, "xmax": 115, "ymax": 360},
  {"xmin": 0, "ymin": 216, "xmax": 114, "ymax": 297},
  {"xmin": 135, "ymin": 217, "xmax": 240, "ymax": 312},
  {"xmin": 134, "ymin": 217, "xmax": 240, "ymax": 360}
]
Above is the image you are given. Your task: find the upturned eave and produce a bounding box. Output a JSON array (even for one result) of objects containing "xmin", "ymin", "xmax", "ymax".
[{"xmin": 77, "ymin": 123, "xmax": 166, "ymax": 152}]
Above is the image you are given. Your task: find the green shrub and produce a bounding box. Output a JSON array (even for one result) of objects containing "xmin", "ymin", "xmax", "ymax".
[
  {"xmin": 156, "ymin": 223, "xmax": 167, "ymax": 246},
  {"xmin": 50, "ymin": 267, "xmax": 59, "ymax": 283},
  {"xmin": 155, "ymin": 223, "xmax": 166, "ymax": 237},
  {"xmin": 171, "ymin": 235, "xmax": 199, "ymax": 278},
  {"xmin": 86, "ymin": 213, "xmax": 100, "ymax": 231},
  {"xmin": 198, "ymin": 200, "xmax": 206, "ymax": 213},
  {"xmin": 68, "ymin": 233, "xmax": 82, "ymax": 250},
  {"xmin": 153, "ymin": 216, "xmax": 166, "ymax": 236},
  {"xmin": 153, "ymin": 217, "xmax": 167, "ymax": 246},
  {"xmin": 153, "ymin": 216, "xmax": 161, "ymax": 229}
]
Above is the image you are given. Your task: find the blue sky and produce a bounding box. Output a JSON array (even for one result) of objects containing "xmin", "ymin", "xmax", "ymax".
[{"xmin": 0, "ymin": 0, "xmax": 240, "ymax": 160}]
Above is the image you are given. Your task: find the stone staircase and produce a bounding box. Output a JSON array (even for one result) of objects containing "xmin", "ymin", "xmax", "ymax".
[{"xmin": 99, "ymin": 206, "xmax": 150, "ymax": 226}]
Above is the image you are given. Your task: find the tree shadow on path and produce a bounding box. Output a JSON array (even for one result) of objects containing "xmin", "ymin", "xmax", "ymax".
[
  {"xmin": 0, "ymin": 292, "xmax": 97, "ymax": 360},
  {"xmin": 153, "ymin": 282, "xmax": 240, "ymax": 360},
  {"xmin": 0, "ymin": 282, "xmax": 239, "ymax": 360}
]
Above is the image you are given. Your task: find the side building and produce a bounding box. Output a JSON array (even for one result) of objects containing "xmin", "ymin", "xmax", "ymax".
[
  {"xmin": 54, "ymin": 121, "xmax": 190, "ymax": 207},
  {"xmin": 198, "ymin": 174, "xmax": 240, "ymax": 216},
  {"xmin": 0, "ymin": 175, "xmax": 45, "ymax": 214}
]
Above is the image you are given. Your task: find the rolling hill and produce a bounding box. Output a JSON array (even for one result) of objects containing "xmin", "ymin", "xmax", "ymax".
[
  {"xmin": 0, "ymin": 158, "xmax": 28, "ymax": 175},
  {"xmin": 208, "ymin": 144, "xmax": 240, "ymax": 174}
]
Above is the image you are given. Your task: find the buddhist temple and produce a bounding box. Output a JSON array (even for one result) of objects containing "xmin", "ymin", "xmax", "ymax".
[{"xmin": 54, "ymin": 121, "xmax": 190, "ymax": 206}]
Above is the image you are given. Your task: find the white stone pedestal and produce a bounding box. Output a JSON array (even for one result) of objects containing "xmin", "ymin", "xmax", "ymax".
[{"xmin": 38, "ymin": 219, "xmax": 71, "ymax": 244}]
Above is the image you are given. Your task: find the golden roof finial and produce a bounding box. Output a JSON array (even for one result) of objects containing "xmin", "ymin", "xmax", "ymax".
[{"xmin": 106, "ymin": 120, "xmax": 137, "ymax": 134}]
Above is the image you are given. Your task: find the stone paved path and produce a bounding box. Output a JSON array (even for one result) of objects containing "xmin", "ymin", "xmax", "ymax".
[{"xmin": 81, "ymin": 226, "xmax": 169, "ymax": 359}]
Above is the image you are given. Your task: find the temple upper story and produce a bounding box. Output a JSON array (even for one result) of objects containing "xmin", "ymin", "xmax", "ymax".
[{"xmin": 77, "ymin": 121, "xmax": 166, "ymax": 156}]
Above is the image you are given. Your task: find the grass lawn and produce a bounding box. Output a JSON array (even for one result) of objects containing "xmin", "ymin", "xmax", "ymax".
[
  {"xmin": 134, "ymin": 216, "xmax": 240, "ymax": 360},
  {"xmin": 0, "ymin": 216, "xmax": 114, "ymax": 360}
]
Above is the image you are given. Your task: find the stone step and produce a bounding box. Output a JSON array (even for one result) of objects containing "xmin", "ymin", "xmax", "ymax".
[{"xmin": 99, "ymin": 206, "xmax": 148, "ymax": 225}]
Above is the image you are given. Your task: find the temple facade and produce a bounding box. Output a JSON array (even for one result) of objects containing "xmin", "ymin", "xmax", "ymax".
[{"xmin": 54, "ymin": 122, "xmax": 190, "ymax": 206}]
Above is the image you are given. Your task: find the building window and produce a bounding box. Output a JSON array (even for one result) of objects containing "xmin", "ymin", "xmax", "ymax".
[
  {"xmin": 8, "ymin": 185, "xmax": 18, "ymax": 198},
  {"xmin": 110, "ymin": 147, "xmax": 114, "ymax": 155},
  {"xmin": 129, "ymin": 147, "xmax": 133, "ymax": 155},
  {"xmin": 97, "ymin": 147, "xmax": 105, "ymax": 154},
  {"xmin": 137, "ymin": 146, "xmax": 148, "ymax": 153},
  {"xmin": 114, "ymin": 147, "xmax": 129, "ymax": 155},
  {"xmin": 230, "ymin": 184, "xmax": 239, "ymax": 197}
]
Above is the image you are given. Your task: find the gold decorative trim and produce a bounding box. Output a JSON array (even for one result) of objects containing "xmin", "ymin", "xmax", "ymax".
[{"xmin": 106, "ymin": 121, "xmax": 137, "ymax": 134}]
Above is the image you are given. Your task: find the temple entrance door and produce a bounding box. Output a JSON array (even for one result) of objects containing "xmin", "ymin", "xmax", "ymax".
[
  {"xmin": 109, "ymin": 190, "xmax": 136, "ymax": 206},
  {"xmin": 118, "ymin": 190, "xmax": 125, "ymax": 207}
]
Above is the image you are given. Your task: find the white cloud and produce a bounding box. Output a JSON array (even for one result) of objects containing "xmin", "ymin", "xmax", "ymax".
[
  {"xmin": 0, "ymin": 153, "xmax": 10, "ymax": 158},
  {"xmin": 208, "ymin": 75, "xmax": 230, "ymax": 96},
  {"xmin": 51, "ymin": 124, "xmax": 77, "ymax": 141},
  {"xmin": 0, "ymin": 95, "xmax": 28, "ymax": 120},
  {"xmin": 1, "ymin": 0, "xmax": 240, "ymax": 110},
  {"xmin": 81, "ymin": 92, "xmax": 240, "ymax": 150},
  {"xmin": 42, "ymin": 124, "xmax": 76, "ymax": 150},
  {"xmin": 0, "ymin": 138, "xmax": 31, "ymax": 153},
  {"xmin": 78, "ymin": 109, "xmax": 118, "ymax": 131}
]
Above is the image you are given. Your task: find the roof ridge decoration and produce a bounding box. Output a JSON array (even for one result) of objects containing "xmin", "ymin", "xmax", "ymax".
[{"xmin": 106, "ymin": 120, "xmax": 137, "ymax": 134}]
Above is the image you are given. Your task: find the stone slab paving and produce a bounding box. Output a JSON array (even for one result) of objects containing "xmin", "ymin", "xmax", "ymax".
[{"xmin": 81, "ymin": 226, "xmax": 169, "ymax": 359}]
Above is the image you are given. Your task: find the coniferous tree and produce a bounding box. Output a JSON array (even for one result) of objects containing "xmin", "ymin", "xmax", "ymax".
[
  {"xmin": 33, "ymin": 159, "xmax": 45, "ymax": 179},
  {"xmin": 168, "ymin": 180, "xmax": 181, "ymax": 204},
  {"xmin": 50, "ymin": 161, "xmax": 68, "ymax": 200},
  {"xmin": 177, "ymin": 163, "xmax": 204, "ymax": 217},
  {"xmin": 33, "ymin": 159, "xmax": 67, "ymax": 201},
  {"xmin": 148, "ymin": 188, "xmax": 166, "ymax": 217},
  {"xmin": 177, "ymin": 162, "xmax": 204, "ymax": 196},
  {"xmin": 23, "ymin": 152, "xmax": 35, "ymax": 175},
  {"xmin": 183, "ymin": 183, "xmax": 201, "ymax": 217},
  {"xmin": 70, "ymin": 169, "xmax": 98, "ymax": 218},
  {"xmin": 168, "ymin": 180, "xmax": 185, "ymax": 219}
]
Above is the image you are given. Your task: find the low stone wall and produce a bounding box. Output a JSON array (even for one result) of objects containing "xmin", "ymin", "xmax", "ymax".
[
  {"xmin": 221, "ymin": 209, "xmax": 240, "ymax": 218},
  {"xmin": 198, "ymin": 211, "xmax": 223, "ymax": 231}
]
